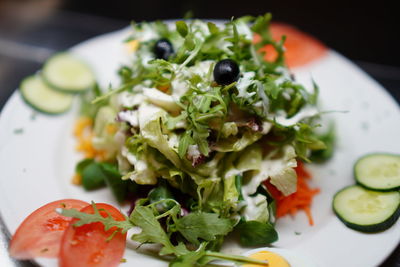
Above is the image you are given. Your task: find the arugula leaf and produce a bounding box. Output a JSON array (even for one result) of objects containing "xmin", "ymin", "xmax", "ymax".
[
  {"xmin": 178, "ymin": 130, "xmax": 193, "ymax": 158},
  {"xmin": 175, "ymin": 212, "xmax": 235, "ymax": 245},
  {"xmin": 207, "ymin": 22, "xmax": 219, "ymax": 35},
  {"xmin": 148, "ymin": 180, "xmax": 176, "ymax": 212},
  {"xmin": 60, "ymin": 203, "xmax": 133, "ymax": 233},
  {"xmin": 169, "ymin": 243, "xmax": 207, "ymax": 267},
  {"xmin": 238, "ymin": 220, "xmax": 278, "ymax": 246},
  {"xmin": 169, "ymin": 242, "xmax": 269, "ymax": 267},
  {"xmin": 130, "ymin": 204, "xmax": 177, "ymax": 255},
  {"xmin": 176, "ymin": 21, "xmax": 189, "ymax": 38},
  {"xmin": 310, "ymin": 122, "xmax": 335, "ymax": 162},
  {"xmin": 62, "ymin": 201, "xmax": 268, "ymax": 267},
  {"xmin": 251, "ymin": 13, "xmax": 272, "ymax": 43}
]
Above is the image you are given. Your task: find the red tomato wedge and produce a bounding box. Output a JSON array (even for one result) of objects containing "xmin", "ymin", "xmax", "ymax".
[
  {"xmin": 60, "ymin": 203, "xmax": 127, "ymax": 267},
  {"xmin": 255, "ymin": 23, "xmax": 327, "ymax": 68},
  {"xmin": 9, "ymin": 199, "xmax": 89, "ymax": 259}
]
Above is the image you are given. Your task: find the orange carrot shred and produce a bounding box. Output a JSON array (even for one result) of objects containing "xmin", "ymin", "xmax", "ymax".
[
  {"xmin": 264, "ymin": 160, "xmax": 319, "ymax": 226},
  {"xmin": 73, "ymin": 117, "xmax": 107, "ymax": 161},
  {"xmin": 303, "ymin": 206, "xmax": 314, "ymax": 226}
]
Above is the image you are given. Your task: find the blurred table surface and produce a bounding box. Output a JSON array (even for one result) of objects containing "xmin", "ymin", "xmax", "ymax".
[{"xmin": 0, "ymin": 10, "xmax": 399, "ymax": 267}]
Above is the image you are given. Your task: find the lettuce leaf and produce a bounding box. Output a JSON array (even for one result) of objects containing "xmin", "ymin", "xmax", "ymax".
[
  {"xmin": 224, "ymin": 144, "xmax": 262, "ymax": 180},
  {"xmin": 122, "ymin": 146, "xmax": 158, "ymax": 184},
  {"xmin": 92, "ymin": 106, "xmax": 118, "ymax": 157},
  {"xmin": 221, "ymin": 122, "xmax": 239, "ymax": 138},
  {"xmin": 243, "ymin": 145, "xmax": 297, "ymax": 196},
  {"xmin": 143, "ymin": 87, "xmax": 181, "ymax": 114},
  {"xmin": 139, "ymin": 103, "xmax": 183, "ymax": 168},
  {"xmin": 242, "ymin": 194, "xmax": 269, "ymax": 223},
  {"xmin": 213, "ymin": 130, "xmax": 262, "ymax": 152}
]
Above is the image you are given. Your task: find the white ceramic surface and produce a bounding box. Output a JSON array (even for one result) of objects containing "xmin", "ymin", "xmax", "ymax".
[{"xmin": 0, "ymin": 26, "xmax": 399, "ymax": 267}]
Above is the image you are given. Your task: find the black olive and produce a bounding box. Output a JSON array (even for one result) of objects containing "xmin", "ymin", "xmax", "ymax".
[
  {"xmin": 153, "ymin": 38, "xmax": 174, "ymax": 60},
  {"xmin": 213, "ymin": 59, "xmax": 240, "ymax": 85}
]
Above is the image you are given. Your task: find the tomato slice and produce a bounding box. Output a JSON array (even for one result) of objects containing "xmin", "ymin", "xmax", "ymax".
[
  {"xmin": 60, "ymin": 203, "xmax": 127, "ymax": 267},
  {"xmin": 255, "ymin": 23, "xmax": 327, "ymax": 68},
  {"xmin": 9, "ymin": 199, "xmax": 89, "ymax": 259}
]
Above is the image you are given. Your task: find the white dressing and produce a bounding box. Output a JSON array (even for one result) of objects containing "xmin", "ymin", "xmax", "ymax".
[
  {"xmin": 142, "ymin": 87, "xmax": 181, "ymax": 113},
  {"xmin": 242, "ymin": 145, "xmax": 297, "ymax": 196},
  {"xmin": 272, "ymin": 105, "xmax": 319, "ymax": 127},
  {"xmin": 118, "ymin": 110, "xmax": 139, "ymax": 127},
  {"xmin": 236, "ymin": 71, "xmax": 256, "ymax": 98}
]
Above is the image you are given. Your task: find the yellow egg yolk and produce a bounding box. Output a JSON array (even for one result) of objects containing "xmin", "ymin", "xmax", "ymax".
[{"xmin": 244, "ymin": 250, "xmax": 290, "ymax": 267}]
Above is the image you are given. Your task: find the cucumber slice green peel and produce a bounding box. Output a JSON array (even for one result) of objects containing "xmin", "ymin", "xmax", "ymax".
[
  {"xmin": 354, "ymin": 153, "xmax": 400, "ymax": 191},
  {"xmin": 333, "ymin": 185, "xmax": 400, "ymax": 233},
  {"xmin": 42, "ymin": 53, "xmax": 95, "ymax": 93},
  {"xmin": 20, "ymin": 75, "xmax": 73, "ymax": 115}
]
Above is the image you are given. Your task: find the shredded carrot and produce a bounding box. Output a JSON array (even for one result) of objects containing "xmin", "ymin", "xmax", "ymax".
[
  {"xmin": 72, "ymin": 117, "xmax": 110, "ymax": 184},
  {"xmin": 71, "ymin": 173, "xmax": 82, "ymax": 185},
  {"xmin": 157, "ymin": 84, "xmax": 170, "ymax": 93},
  {"xmin": 73, "ymin": 117, "xmax": 107, "ymax": 161},
  {"xmin": 264, "ymin": 161, "xmax": 320, "ymax": 226}
]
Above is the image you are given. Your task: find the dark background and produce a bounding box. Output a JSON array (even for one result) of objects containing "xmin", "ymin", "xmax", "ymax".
[
  {"xmin": 0, "ymin": 0, "xmax": 399, "ymax": 266},
  {"xmin": 1, "ymin": 0, "xmax": 399, "ymax": 105},
  {"xmin": 63, "ymin": 0, "xmax": 400, "ymax": 67}
]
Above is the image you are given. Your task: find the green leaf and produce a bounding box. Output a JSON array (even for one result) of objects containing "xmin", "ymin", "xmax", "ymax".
[
  {"xmin": 221, "ymin": 122, "xmax": 238, "ymax": 138},
  {"xmin": 176, "ymin": 21, "xmax": 189, "ymax": 37},
  {"xmin": 207, "ymin": 22, "xmax": 219, "ymax": 35},
  {"xmin": 248, "ymin": 145, "xmax": 297, "ymax": 196},
  {"xmin": 184, "ymin": 37, "xmax": 196, "ymax": 51},
  {"xmin": 251, "ymin": 13, "xmax": 272, "ymax": 45},
  {"xmin": 213, "ymin": 130, "xmax": 262, "ymax": 152},
  {"xmin": 75, "ymin": 158, "xmax": 94, "ymax": 175},
  {"xmin": 100, "ymin": 162, "xmax": 130, "ymax": 203},
  {"xmin": 310, "ymin": 123, "xmax": 335, "ymax": 162},
  {"xmin": 81, "ymin": 162, "xmax": 107, "ymax": 190},
  {"xmin": 148, "ymin": 180, "xmax": 176, "ymax": 212},
  {"xmin": 238, "ymin": 220, "xmax": 278, "ymax": 246},
  {"xmin": 202, "ymin": 250, "xmax": 268, "ymax": 266},
  {"xmin": 175, "ymin": 212, "xmax": 235, "ymax": 245},
  {"xmin": 178, "ymin": 130, "xmax": 193, "ymax": 158},
  {"xmin": 235, "ymin": 175, "xmax": 244, "ymax": 201},
  {"xmin": 223, "ymin": 174, "xmax": 239, "ymax": 205},
  {"xmin": 60, "ymin": 203, "xmax": 133, "ymax": 233},
  {"xmin": 192, "ymin": 131, "xmax": 210, "ymax": 156},
  {"xmin": 140, "ymin": 107, "xmax": 183, "ymax": 169},
  {"xmin": 154, "ymin": 20, "xmax": 170, "ymax": 38},
  {"xmin": 130, "ymin": 205, "xmax": 176, "ymax": 255},
  {"xmin": 169, "ymin": 243, "xmax": 206, "ymax": 267}
]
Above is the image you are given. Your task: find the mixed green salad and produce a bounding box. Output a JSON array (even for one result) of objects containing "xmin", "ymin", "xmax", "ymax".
[
  {"xmin": 69, "ymin": 14, "xmax": 331, "ymax": 265},
  {"xmin": 12, "ymin": 12, "xmax": 400, "ymax": 267}
]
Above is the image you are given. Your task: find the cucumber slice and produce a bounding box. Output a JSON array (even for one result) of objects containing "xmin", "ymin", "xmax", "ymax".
[
  {"xmin": 42, "ymin": 53, "xmax": 95, "ymax": 93},
  {"xmin": 333, "ymin": 185, "xmax": 400, "ymax": 232},
  {"xmin": 355, "ymin": 153, "xmax": 400, "ymax": 191},
  {"xmin": 20, "ymin": 75, "xmax": 73, "ymax": 114}
]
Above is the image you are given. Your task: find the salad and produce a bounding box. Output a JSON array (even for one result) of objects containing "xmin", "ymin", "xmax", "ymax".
[
  {"xmin": 10, "ymin": 14, "xmax": 337, "ymax": 266},
  {"xmin": 73, "ymin": 13, "xmax": 330, "ymax": 261}
]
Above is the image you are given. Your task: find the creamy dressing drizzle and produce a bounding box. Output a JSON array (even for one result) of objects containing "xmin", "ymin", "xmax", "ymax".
[{"xmin": 272, "ymin": 105, "xmax": 319, "ymax": 127}]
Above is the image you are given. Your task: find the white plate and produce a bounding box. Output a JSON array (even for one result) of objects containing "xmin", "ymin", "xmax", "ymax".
[{"xmin": 0, "ymin": 26, "xmax": 399, "ymax": 267}]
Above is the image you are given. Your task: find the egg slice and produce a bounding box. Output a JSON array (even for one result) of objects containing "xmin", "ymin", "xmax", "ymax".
[{"xmin": 243, "ymin": 247, "xmax": 318, "ymax": 267}]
